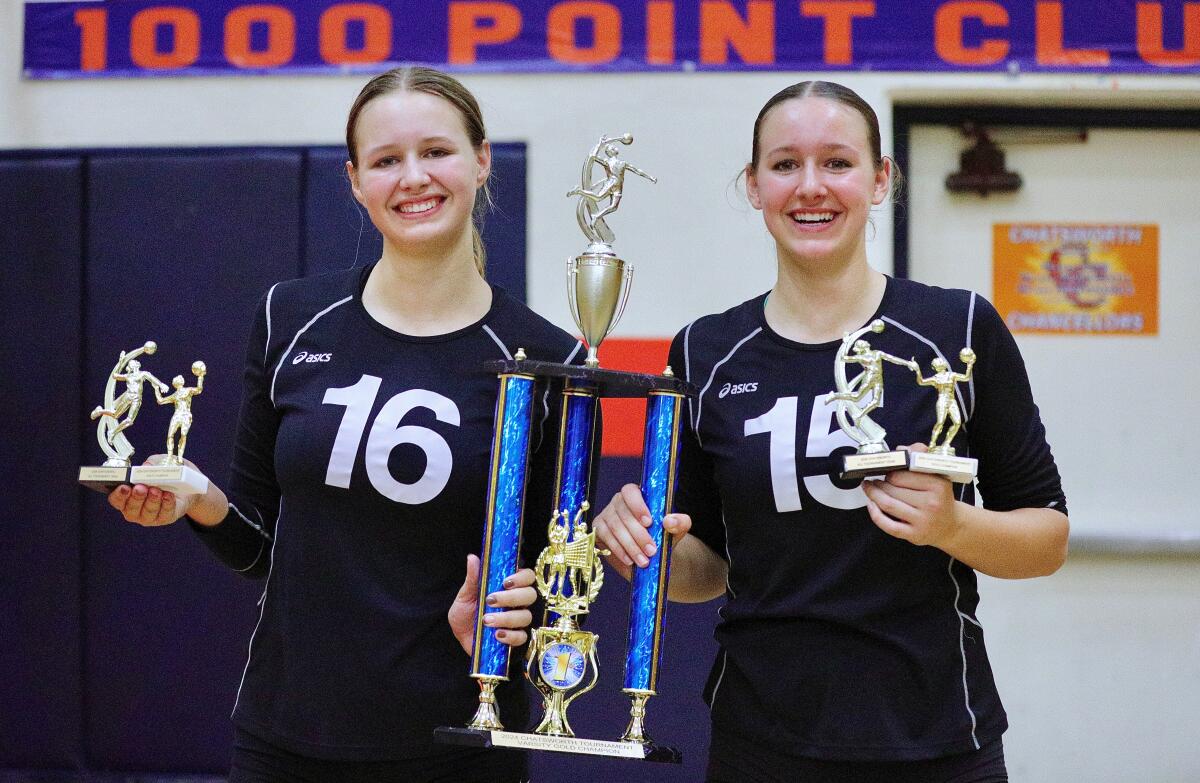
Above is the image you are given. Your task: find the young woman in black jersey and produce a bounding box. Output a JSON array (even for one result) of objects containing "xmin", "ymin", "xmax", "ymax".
[
  {"xmin": 595, "ymin": 82, "xmax": 1069, "ymax": 783},
  {"xmin": 106, "ymin": 68, "xmax": 582, "ymax": 782}
]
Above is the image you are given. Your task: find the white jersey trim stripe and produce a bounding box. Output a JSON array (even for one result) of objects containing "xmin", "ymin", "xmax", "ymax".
[
  {"xmin": 263, "ymin": 282, "xmax": 280, "ymax": 366},
  {"xmin": 708, "ymin": 648, "xmax": 729, "ymax": 713},
  {"xmin": 270, "ymin": 295, "xmax": 353, "ymax": 405},
  {"xmin": 682, "ymin": 320, "xmax": 698, "ymax": 432},
  {"xmin": 695, "ymin": 327, "xmax": 762, "ymax": 445},
  {"xmin": 966, "ymin": 292, "xmax": 978, "ymax": 420},
  {"xmin": 232, "ymin": 497, "xmax": 283, "ymax": 717},
  {"xmin": 481, "ymin": 324, "xmax": 513, "ymax": 360},
  {"xmin": 947, "ymin": 556, "xmax": 981, "ymax": 749},
  {"xmin": 227, "ymin": 503, "xmax": 271, "ymax": 574}
]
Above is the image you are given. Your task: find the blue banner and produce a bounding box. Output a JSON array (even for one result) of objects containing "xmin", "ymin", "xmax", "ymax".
[{"xmin": 22, "ymin": 1, "xmax": 1200, "ymax": 79}]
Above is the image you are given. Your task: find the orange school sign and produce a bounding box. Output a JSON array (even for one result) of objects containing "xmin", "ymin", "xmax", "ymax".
[{"xmin": 993, "ymin": 223, "xmax": 1159, "ymax": 336}]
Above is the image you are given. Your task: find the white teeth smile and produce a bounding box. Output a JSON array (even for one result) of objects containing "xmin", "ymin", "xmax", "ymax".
[
  {"xmin": 397, "ymin": 198, "xmax": 439, "ymax": 214},
  {"xmin": 793, "ymin": 212, "xmax": 834, "ymax": 223}
]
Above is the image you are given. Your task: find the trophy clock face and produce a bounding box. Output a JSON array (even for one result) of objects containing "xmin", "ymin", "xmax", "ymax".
[{"xmin": 540, "ymin": 642, "xmax": 587, "ymax": 690}]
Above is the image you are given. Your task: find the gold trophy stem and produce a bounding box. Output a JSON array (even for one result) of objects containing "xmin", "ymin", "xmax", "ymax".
[
  {"xmin": 467, "ymin": 676, "xmax": 505, "ymax": 730},
  {"xmin": 620, "ymin": 690, "xmax": 654, "ymax": 744},
  {"xmin": 533, "ymin": 691, "xmax": 574, "ymax": 737}
]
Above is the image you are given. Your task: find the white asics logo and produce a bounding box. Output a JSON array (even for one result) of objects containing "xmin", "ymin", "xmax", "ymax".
[
  {"xmin": 719, "ymin": 381, "xmax": 759, "ymax": 398},
  {"xmin": 293, "ymin": 351, "xmax": 333, "ymax": 365}
]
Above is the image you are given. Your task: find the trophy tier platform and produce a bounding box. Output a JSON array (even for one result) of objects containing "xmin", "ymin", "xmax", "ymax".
[{"xmin": 481, "ymin": 359, "xmax": 696, "ymax": 399}]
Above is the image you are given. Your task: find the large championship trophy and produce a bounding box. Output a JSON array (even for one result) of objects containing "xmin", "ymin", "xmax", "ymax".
[
  {"xmin": 825, "ymin": 323, "xmax": 979, "ymax": 484},
  {"xmin": 78, "ymin": 341, "xmax": 210, "ymax": 496},
  {"xmin": 435, "ymin": 135, "xmax": 691, "ymax": 763}
]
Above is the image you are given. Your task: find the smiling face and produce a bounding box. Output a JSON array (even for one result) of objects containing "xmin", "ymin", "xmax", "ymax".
[
  {"xmin": 346, "ymin": 89, "xmax": 490, "ymax": 258},
  {"xmin": 746, "ymin": 96, "xmax": 890, "ymax": 273}
]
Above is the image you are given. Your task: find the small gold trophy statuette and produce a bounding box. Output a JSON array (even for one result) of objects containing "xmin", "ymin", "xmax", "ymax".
[
  {"xmin": 526, "ymin": 502, "xmax": 610, "ymax": 737},
  {"xmin": 79, "ymin": 342, "xmax": 211, "ymax": 496},
  {"xmin": 825, "ymin": 320, "xmax": 916, "ymax": 479},
  {"xmin": 907, "ymin": 348, "xmax": 979, "ymax": 483},
  {"xmin": 89, "ymin": 341, "xmax": 166, "ymax": 468}
]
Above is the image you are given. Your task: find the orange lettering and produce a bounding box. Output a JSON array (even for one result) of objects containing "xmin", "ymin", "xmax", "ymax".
[
  {"xmin": 74, "ymin": 8, "xmax": 108, "ymax": 72},
  {"xmin": 1035, "ymin": 1, "xmax": 1109, "ymax": 65},
  {"xmin": 800, "ymin": 1, "xmax": 874, "ymax": 66},
  {"xmin": 934, "ymin": 1, "xmax": 1009, "ymax": 65},
  {"xmin": 225, "ymin": 5, "xmax": 296, "ymax": 68},
  {"xmin": 448, "ymin": 2, "xmax": 522, "ymax": 64},
  {"xmin": 319, "ymin": 3, "xmax": 391, "ymax": 64},
  {"xmin": 1137, "ymin": 2, "xmax": 1200, "ymax": 66},
  {"xmin": 699, "ymin": 1, "xmax": 774, "ymax": 65},
  {"xmin": 130, "ymin": 7, "xmax": 200, "ymax": 70},
  {"xmin": 548, "ymin": 2, "xmax": 621, "ymax": 64},
  {"xmin": 646, "ymin": 1, "xmax": 675, "ymax": 64}
]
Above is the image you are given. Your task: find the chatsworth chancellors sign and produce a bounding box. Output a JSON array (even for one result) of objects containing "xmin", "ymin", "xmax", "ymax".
[{"xmin": 23, "ymin": 1, "xmax": 1200, "ymax": 79}]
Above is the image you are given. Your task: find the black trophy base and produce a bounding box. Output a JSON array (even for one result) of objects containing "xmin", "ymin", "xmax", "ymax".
[
  {"xmin": 906, "ymin": 451, "xmax": 979, "ymax": 484},
  {"xmin": 840, "ymin": 450, "xmax": 910, "ymax": 480},
  {"xmin": 434, "ymin": 726, "xmax": 682, "ymax": 764},
  {"xmin": 78, "ymin": 466, "xmax": 131, "ymax": 494}
]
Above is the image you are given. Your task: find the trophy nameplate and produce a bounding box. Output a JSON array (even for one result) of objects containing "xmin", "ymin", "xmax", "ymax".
[
  {"xmin": 906, "ymin": 451, "xmax": 979, "ymax": 484},
  {"xmin": 841, "ymin": 450, "xmax": 911, "ymax": 480}
]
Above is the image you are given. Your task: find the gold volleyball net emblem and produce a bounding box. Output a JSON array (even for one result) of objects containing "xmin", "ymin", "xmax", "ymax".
[{"xmin": 534, "ymin": 501, "xmax": 610, "ymax": 618}]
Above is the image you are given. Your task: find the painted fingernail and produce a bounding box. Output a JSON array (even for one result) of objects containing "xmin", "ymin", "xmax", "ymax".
[
  {"xmin": 495, "ymin": 630, "xmax": 507, "ymax": 640},
  {"xmin": 502, "ymin": 577, "xmax": 513, "ymax": 589},
  {"xmin": 485, "ymin": 594, "xmax": 498, "ymax": 606}
]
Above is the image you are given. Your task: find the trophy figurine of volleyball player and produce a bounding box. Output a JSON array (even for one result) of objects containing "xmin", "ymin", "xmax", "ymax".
[
  {"xmin": 825, "ymin": 320, "xmax": 917, "ymax": 479},
  {"xmin": 79, "ymin": 342, "xmax": 210, "ymax": 496},
  {"xmin": 436, "ymin": 134, "xmax": 686, "ymax": 763},
  {"xmin": 566, "ymin": 133, "xmax": 656, "ymax": 368},
  {"xmin": 906, "ymin": 349, "xmax": 979, "ymax": 483}
]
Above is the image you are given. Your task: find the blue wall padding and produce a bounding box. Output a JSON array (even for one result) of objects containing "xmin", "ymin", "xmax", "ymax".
[
  {"xmin": 0, "ymin": 158, "xmax": 86, "ymax": 770},
  {"xmin": 481, "ymin": 144, "xmax": 528, "ymax": 303},
  {"xmin": 303, "ymin": 147, "xmax": 382, "ymax": 277},
  {"xmin": 82, "ymin": 151, "xmax": 303, "ymax": 771}
]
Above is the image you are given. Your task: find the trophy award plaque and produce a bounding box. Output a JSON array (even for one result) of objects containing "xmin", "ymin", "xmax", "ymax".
[
  {"xmin": 79, "ymin": 341, "xmax": 210, "ymax": 496},
  {"xmin": 906, "ymin": 348, "xmax": 979, "ymax": 483},
  {"xmin": 435, "ymin": 135, "xmax": 688, "ymax": 763},
  {"xmin": 825, "ymin": 320, "xmax": 917, "ymax": 479}
]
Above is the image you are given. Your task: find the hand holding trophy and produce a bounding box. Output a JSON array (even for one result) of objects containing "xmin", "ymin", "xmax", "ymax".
[{"xmin": 79, "ymin": 342, "xmax": 210, "ymax": 497}]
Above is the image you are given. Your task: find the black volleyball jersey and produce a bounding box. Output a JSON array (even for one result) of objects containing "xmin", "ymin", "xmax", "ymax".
[
  {"xmin": 671, "ymin": 276, "xmax": 1066, "ymax": 762},
  {"xmin": 189, "ymin": 263, "xmax": 583, "ymax": 760}
]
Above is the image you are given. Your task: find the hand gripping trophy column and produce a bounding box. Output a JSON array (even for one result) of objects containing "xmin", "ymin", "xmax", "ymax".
[
  {"xmin": 435, "ymin": 135, "xmax": 691, "ymax": 763},
  {"xmin": 79, "ymin": 341, "xmax": 210, "ymax": 496}
]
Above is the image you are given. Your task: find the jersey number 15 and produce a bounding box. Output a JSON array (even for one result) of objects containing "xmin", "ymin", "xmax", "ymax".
[{"xmin": 744, "ymin": 395, "xmax": 868, "ymax": 513}]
